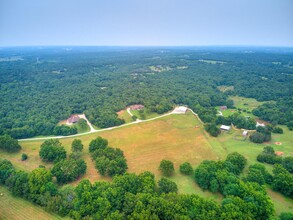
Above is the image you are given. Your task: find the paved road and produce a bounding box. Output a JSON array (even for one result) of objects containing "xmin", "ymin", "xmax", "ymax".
[{"xmin": 19, "ymin": 107, "xmax": 192, "ymax": 142}]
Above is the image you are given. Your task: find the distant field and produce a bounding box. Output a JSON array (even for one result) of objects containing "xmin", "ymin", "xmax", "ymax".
[
  {"xmin": 197, "ymin": 59, "xmax": 226, "ymax": 64},
  {"xmin": 220, "ymin": 96, "xmax": 268, "ymax": 118},
  {"xmin": 1, "ymin": 111, "xmax": 292, "ymax": 215},
  {"xmin": 0, "ymin": 186, "xmax": 69, "ymax": 220},
  {"xmin": 217, "ymin": 85, "xmax": 234, "ymax": 92}
]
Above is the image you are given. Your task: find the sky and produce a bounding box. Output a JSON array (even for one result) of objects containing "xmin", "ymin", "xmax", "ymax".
[{"xmin": 0, "ymin": 0, "xmax": 292, "ymax": 47}]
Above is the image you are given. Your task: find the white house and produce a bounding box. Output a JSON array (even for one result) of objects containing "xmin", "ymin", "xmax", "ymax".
[
  {"xmin": 173, "ymin": 106, "xmax": 188, "ymax": 114},
  {"xmin": 220, "ymin": 125, "xmax": 231, "ymax": 131}
]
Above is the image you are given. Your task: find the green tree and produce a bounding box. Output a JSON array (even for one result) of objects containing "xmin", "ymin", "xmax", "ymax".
[
  {"xmin": 39, "ymin": 139, "xmax": 66, "ymax": 162},
  {"xmin": 272, "ymin": 164, "xmax": 293, "ymax": 198},
  {"xmin": 71, "ymin": 139, "xmax": 83, "ymax": 152},
  {"xmin": 272, "ymin": 127, "xmax": 283, "ymax": 134},
  {"xmin": 0, "ymin": 134, "xmax": 21, "ymax": 152},
  {"xmin": 0, "ymin": 159, "xmax": 15, "ymax": 184},
  {"xmin": 5, "ymin": 170, "xmax": 30, "ymax": 198},
  {"xmin": 282, "ymin": 156, "xmax": 293, "ymax": 173},
  {"xmin": 28, "ymin": 168, "xmax": 54, "ymax": 204},
  {"xmin": 179, "ymin": 162, "xmax": 193, "ymax": 175},
  {"xmin": 159, "ymin": 160, "xmax": 175, "ymax": 177},
  {"xmin": 210, "ymin": 179, "xmax": 219, "ymax": 192},
  {"xmin": 225, "ymin": 152, "xmax": 247, "ymax": 175},
  {"xmin": 204, "ymin": 123, "xmax": 221, "ymax": 137},
  {"xmin": 89, "ymin": 136, "xmax": 108, "ymax": 152},
  {"xmin": 158, "ymin": 177, "xmax": 178, "ymax": 194},
  {"xmin": 51, "ymin": 159, "xmax": 87, "ymax": 184}
]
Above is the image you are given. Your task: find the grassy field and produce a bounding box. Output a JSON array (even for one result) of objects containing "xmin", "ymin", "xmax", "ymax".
[
  {"xmin": 117, "ymin": 109, "xmax": 134, "ymax": 123},
  {"xmin": 130, "ymin": 109, "xmax": 162, "ymax": 120},
  {"xmin": 1, "ymin": 111, "xmax": 292, "ymax": 216},
  {"xmin": 219, "ymin": 96, "xmax": 269, "ymax": 118},
  {"xmin": 0, "ymin": 186, "xmax": 70, "ymax": 220}
]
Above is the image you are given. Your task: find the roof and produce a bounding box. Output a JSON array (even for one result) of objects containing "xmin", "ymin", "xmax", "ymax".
[
  {"xmin": 256, "ymin": 122, "xmax": 265, "ymax": 127},
  {"xmin": 220, "ymin": 125, "xmax": 231, "ymax": 130},
  {"xmin": 173, "ymin": 106, "xmax": 187, "ymax": 114},
  {"xmin": 129, "ymin": 104, "xmax": 144, "ymax": 110},
  {"xmin": 220, "ymin": 106, "xmax": 227, "ymax": 110},
  {"xmin": 68, "ymin": 115, "xmax": 80, "ymax": 124}
]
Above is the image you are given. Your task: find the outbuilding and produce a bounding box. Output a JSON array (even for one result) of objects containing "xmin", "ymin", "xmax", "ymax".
[
  {"xmin": 220, "ymin": 125, "xmax": 231, "ymax": 131},
  {"xmin": 220, "ymin": 106, "xmax": 227, "ymax": 111}
]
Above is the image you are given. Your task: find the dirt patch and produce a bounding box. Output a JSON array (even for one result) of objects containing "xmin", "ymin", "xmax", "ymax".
[
  {"xmin": 275, "ymin": 142, "xmax": 282, "ymax": 145},
  {"xmin": 255, "ymin": 118, "xmax": 270, "ymax": 125},
  {"xmin": 117, "ymin": 110, "xmax": 124, "ymax": 115}
]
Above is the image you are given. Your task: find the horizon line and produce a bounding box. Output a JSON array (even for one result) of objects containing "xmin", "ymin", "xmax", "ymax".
[{"xmin": 1, "ymin": 44, "xmax": 293, "ymax": 49}]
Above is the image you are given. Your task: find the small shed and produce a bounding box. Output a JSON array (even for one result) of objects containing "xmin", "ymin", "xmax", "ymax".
[
  {"xmin": 220, "ymin": 125, "xmax": 231, "ymax": 131},
  {"xmin": 220, "ymin": 106, "xmax": 227, "ymax": 111},
  {"xmin": 67, "ymin": 115, "xmax": 80, "ymax": 124}
]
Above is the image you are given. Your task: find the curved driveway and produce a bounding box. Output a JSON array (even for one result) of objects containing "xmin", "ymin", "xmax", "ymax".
[{"xmin": 19, "ymin": 107, "xmax": 199, "ymax": 142}]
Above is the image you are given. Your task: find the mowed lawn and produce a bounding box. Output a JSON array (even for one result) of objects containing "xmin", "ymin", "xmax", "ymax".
[
  {"xmin": 0, "ymin": 186, "xmax": 70, "ymax": 220},
  {"xmin": 117, "ymin": 109, "xmax": 134, "ymax": 123}
]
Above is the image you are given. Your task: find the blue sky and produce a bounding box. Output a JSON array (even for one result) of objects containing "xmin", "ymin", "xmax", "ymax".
[{"xmin": 0, "ymin": 0, "xmax": 292, "ymax": 47}]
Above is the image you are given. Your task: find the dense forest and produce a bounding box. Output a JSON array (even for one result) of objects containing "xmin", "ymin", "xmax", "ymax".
[{"xmin": 0, "ymin": 47, "xmax": 292, "ymax": 138}]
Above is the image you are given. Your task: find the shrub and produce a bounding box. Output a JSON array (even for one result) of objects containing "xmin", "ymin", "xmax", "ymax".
[
  {"xmin": 272, "ymin": 127, "xmax": 283, "ymax": 134},
  {"xmin": 159, "ymin": 160, "xmax": 175, "ymax": 177},
  {"xmin": 179, "ymin": 162, "xmax": 193, "ymax": 175},
  {"xmin": 158, "ymin": 177, "xmax": 178, "ymax": 194},
  {"xmin": 21, "ymin": 153, "xmax": 28, "ymax": 161},
  {"xmin": 0, "ymin": 134, "xmax": 22, "ymax": 152}
]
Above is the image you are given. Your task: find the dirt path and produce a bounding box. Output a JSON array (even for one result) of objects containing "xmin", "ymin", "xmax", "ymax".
[
  {"xmin": 78, "ymin": 114, "xmax": 95, "ymax": 132},
  {"xmin": 188, "ymin": 109, "xmax": 204, "ymax": 124},
  {"xmin": 126, "ymin": 108, "xmax": 134, "ymax": 117},
  {"xmin": 18, "ymin": 107, "xmax": 197, "ymax": 142}
]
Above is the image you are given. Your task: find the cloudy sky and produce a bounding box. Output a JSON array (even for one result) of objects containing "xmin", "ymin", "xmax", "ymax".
[{"xmin": 0, "ymin": 0, "xmax": 292, "ymax": 46}]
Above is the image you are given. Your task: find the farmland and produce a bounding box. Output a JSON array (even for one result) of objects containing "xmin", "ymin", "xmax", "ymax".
[
  {"xmin": 0, "ymin": 186, "xmax": 69, "ymax": 220},
  {"xmin": 1, "ymin": 111, "xmax": 292, "ymax": 216}
]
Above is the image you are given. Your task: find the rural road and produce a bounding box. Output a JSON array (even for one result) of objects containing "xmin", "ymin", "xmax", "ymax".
[{"xmin": 19, "ymin": 107, "xmax": 199, "ymax": 142}]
